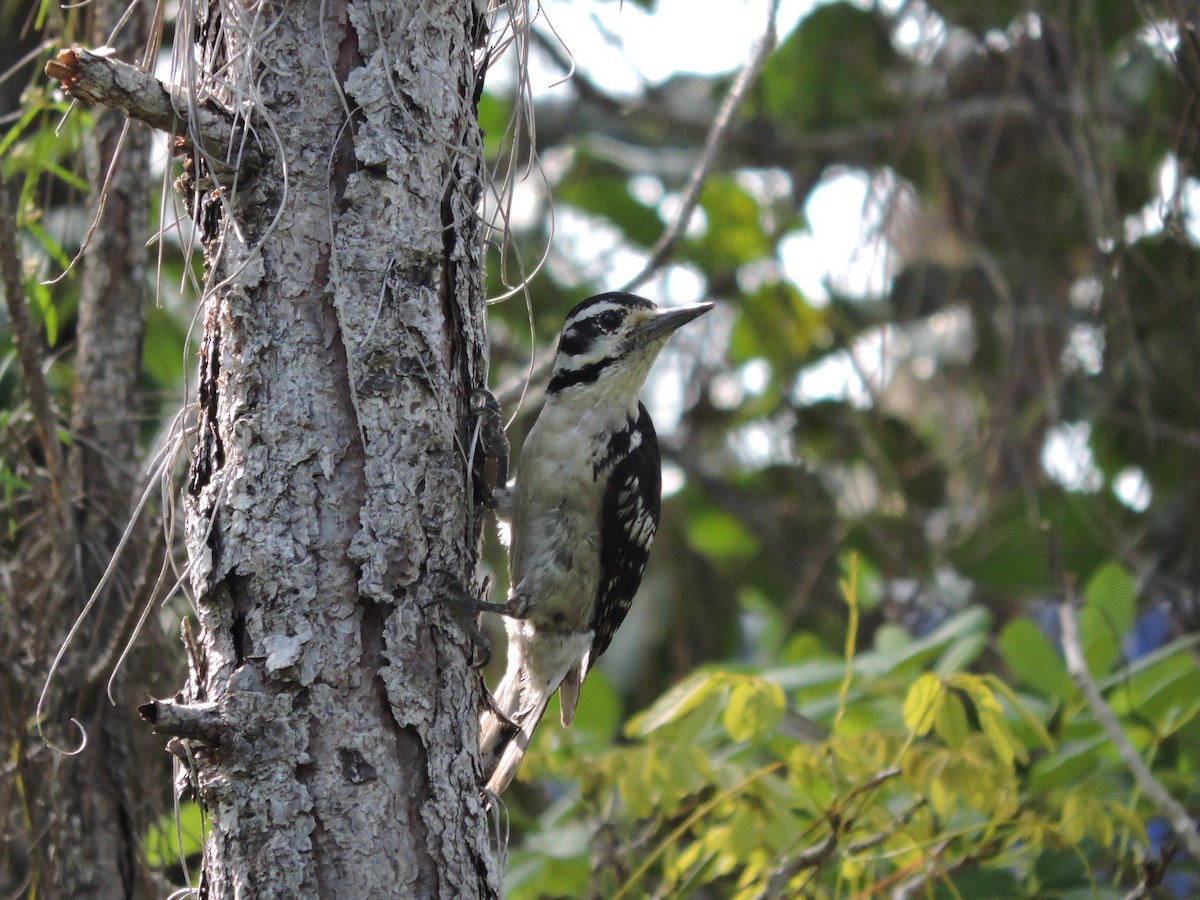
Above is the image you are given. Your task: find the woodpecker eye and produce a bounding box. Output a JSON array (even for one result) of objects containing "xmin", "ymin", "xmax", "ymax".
[{"xmin": 597, "ymin": 311, "xmax": 623, "ymax": 331}]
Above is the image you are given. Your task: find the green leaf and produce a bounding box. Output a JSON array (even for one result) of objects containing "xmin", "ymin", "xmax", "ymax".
[
  {"xmin": 728, "ymin": 281, "xmax": 826, "ymax": 376},
  {"xmin": 683, "ymin": 177, "xmax": 774, "ymax": 274},
  {"xmin": 1084, "ymin": 563, "xmax": 1136, "ymax": 633},
  {"xmin": 668, "ymin": 838, "xmax": 714, "ymax": 885},
  {"xmin": 933, "ymin": 867, "xmax": 1022, "ymax": 899},
  {"xmin": 767, "ymin": 607, "xmax": 991, "ymax": 690},
  {"xmin": 476, "ymin": 91, "xmax": 512, "ymax": 155},
  {"xmin": 978, "ymin": 703, "xmax": 1021, "ymax": 766},
  {"xmin": 573, "ymin": 667, "xmax": 623, "ymax": 740},
  {"xmin": 952, "ymin": 492, "xmax": 1112, "ymax": 593},
  {"xmin": 521, "ymin": 820, "xmax": 591, "ymax": 859},
  {"xmin": 934, "ymin": 626, "xmax": 986, "ymax": 676},
  {"xmin": 982, "ymin": 674, "xmax": 1056, "ymax": 753},
  {"xmin": 627, "ymin": 671, "xmax": 727, "ymax": 737},
  {"xmin": 26, "ymin": 219, "xmax": 71, "ymax": 271},
  {"xmin": 862, "ymin": 607, "xmax": 991, "ymax": 677},
  {"xmin": 999, "ymin": 618, "xmax": 1071, "ymax": 696},
  {"xmin": 1080, "ymin": 563, "xmax": 1136, "ymax": 676},
  {"xmin": 1029, "ymin": 736, "xmax": 1110, "ymax": 792},
  {"xmin": 873, "ymin": 623, "xmax": 911, "ymax": 654},
  {"xmin": 1109, "ymin": 801, "xmax": 1150, "ymax": 845},
  {"xmin": 934, "ymin": 691, "xmax": 969, "ymax": 748},
  {"xmin": 1034, "ymin": 847, "xmax": 1088, "ymax": 890},
  {"xmin": 144, "ymin": 801, "xmax": 206, "ymax": 869},
  {"xmin": 722, "ymin": 678, "xmax": 785, "ymax": 742},
  {"xmin": 685, "ymin": 506, "xmax": 760, "ymax": 561},
  {"xmin": 1107, "ymin": 651, "xmax": 1200, "ymax": 734},
  {"xmin": 902, "ymin": 673, "xmax": 944, "ymax": 736},
  {"xmin": 142, "ymin": 306, "xmax": 189, "ymax": 389},
  {"xmin": 759, "ymin": 3, "xmax": 899, "ymax": 135},
  {"xmin": 0, "ymin": 104, "xmax": 41, "ymax": 159},
  {"xmin": 1096, "ymin": 634, "xmax": 1200, "ymax": 690},
  {"xmin": 506, "ymin": 851, "xmax": 592, "ymax": 899},
  {"xmin": 779, "ymin": 631, "xmax": 825, "ymax": 666},
  {"xmin": 953, "ymin": 675, "xmax": 1026, "ymax": 765},
  {"xmin": 762, "ymin": 658, "xmax": 847, "ymax": 693},
  {"xmin": 26, "ymin": 278, "xmax": 59, "ymax": 347}
]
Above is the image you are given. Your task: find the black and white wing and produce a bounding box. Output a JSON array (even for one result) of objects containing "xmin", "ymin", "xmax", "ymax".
[{"xmin": 590, "ymin": 402, "xmax": 662, "ymax": 662}]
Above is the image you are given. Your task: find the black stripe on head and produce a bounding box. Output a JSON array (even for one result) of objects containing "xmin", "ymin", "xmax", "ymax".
[
  {"xmin": 547, "ymin": 360, "xmax": 606, "ymax": 394},
  {"xmin": 559, "ymin": 295, "xmax": 656, "ymax": 354},
  {"xmin": 548, "ymin": 293, "xmax": 657, "ymax": 394}
]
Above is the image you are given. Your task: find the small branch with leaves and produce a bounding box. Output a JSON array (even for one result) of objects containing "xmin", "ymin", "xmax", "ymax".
[{"xmin": 1058, "ymin": 600, "xmax": 1200, "ymax": 860}]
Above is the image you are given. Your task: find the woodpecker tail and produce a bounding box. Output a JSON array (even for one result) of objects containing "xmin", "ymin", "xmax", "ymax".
[
  {"xmin": 479, "ymin": 666, "xmax": 557, "ymax": 796},
  {"xmin": 478, "ymin": 667, "xmax": 522, "ymax": 766}
]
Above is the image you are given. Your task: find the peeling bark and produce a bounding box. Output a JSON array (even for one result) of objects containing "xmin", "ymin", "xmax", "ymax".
[{"xmin": 172, "ymin": 0, "xmax": 497, "ymax": 894}]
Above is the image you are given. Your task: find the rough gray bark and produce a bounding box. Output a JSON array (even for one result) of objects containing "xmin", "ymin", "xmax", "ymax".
[{"xmin": 169, "ymin": 0, "xmax": 498, "ymax": 895}]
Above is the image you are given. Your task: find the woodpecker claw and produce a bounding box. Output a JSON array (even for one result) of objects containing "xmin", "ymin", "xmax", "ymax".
[
  {"xmin": 470, "ymin": 388, "xmax": 510, "ymax": 511},
  {"xmin": 425, "ymin": 571, "xmax": 503, "ymax": 669},
  {"xmin": 464, "ymin": 622, "xmax": 493, "ymax": 670}
]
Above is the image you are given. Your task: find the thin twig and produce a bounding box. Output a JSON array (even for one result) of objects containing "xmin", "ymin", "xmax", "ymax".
[
  {"xmin": 620, "ymin": 0, "xmax": 781, "ymax": 294},
  {"xmin": 0, "ymin": 178, "xmax": 73, "ymax": 533},
  {"xmin": 495, "ymin": 344, "xmax": 553, "ymax": 409},
  {"xmin": 529, "ymin": 25, "xmax": 625, "ymax": 114},
  {"xmin": 494, "ymin": 3, "xmax": 780, "ymax": 411},
  {"xmin": 1059, "ymin": 600, "xmax": 1200, "ymax": 859}
]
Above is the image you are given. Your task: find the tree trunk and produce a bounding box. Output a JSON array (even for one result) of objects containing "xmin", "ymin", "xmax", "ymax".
[{"xmin": 172, "ymin": 0, "xmax": 498, "ymax": 894}]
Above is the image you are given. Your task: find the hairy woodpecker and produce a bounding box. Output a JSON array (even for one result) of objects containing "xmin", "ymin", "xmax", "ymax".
[{"xmin": 479, "ymin": 291, "xmax": 713, "ymax": 795}]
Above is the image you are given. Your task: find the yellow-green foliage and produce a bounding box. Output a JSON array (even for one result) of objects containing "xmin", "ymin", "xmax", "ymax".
[{"xmin": 507, "ymin": 563, "xmax": 1198, "ymax": 899}]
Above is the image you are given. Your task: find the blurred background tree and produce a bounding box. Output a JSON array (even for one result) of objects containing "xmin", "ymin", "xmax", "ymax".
[
  {"xmin": 3, "ymin": 0, "xmax": 1199, "ymax": 896},
  {"xmin": 2, "ymin": 0, "xmax": 180, "ymax": 894}
]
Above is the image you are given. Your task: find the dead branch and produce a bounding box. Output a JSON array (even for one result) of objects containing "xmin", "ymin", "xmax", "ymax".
[
  {"xmin": 45, "ymin": 46, "xmax": 260, "ymax": 172},
  {"xmin": 138, "ymin": 698, "xmax": 225, "ymax": 745}
]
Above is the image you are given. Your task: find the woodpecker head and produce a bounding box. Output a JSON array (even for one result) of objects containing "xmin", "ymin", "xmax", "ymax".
[{"xmin": 545, "ymin": 292, "xmax": 713, "ymax": 404}]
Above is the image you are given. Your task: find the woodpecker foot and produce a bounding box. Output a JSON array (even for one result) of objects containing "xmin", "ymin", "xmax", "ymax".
[
  {"xmin": 425, "ymin": 571, "xmax": 498, "ymax": 669},
  {"xmin": 427, "ymin": 570, "xmax": 528, "ymax": 615},
  {"xmin": 470, "ymin": 388, "xmax": 510, "ymax": 512}
]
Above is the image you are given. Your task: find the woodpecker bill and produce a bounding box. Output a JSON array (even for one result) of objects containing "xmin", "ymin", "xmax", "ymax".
[{"xmin": 479, "ymin": 292, "xmax": 713, "ymax": 795}]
